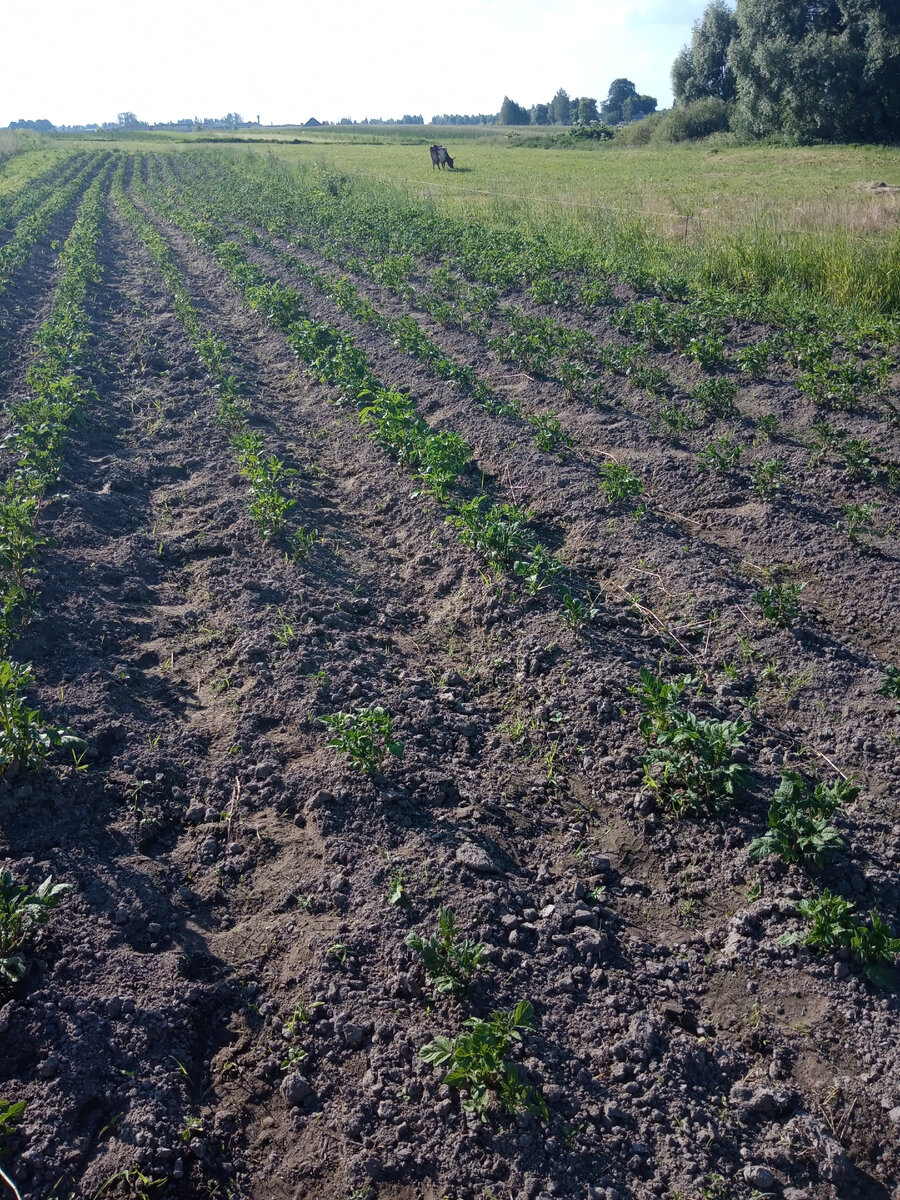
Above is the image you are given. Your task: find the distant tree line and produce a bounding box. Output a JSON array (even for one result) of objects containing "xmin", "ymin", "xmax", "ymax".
[
  {"xmin": 9, "ymin": 112, "xmax": 257, "ymax": 134},
  {"xmin": 7, "ymin": 119, "xmax": 55, "ymax": 132},
  {"xmin": 499, "ymin": 81, "xmax": 656, "ymax": 127},
  {"xmin": 338, "ymin": 115, "xmax": 425, "ymax": 125},
  {"xmin": 670, "ymin": 0, "xmax": 900, "ymax": 143},
  {"xmin": 430, "ymin": 113, "xmax": 499, "ymax": 125}
]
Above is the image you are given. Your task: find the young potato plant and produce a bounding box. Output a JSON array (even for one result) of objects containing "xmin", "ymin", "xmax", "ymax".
[
  {"xmin": 657, "ymin": 401, "xmax": 699, "ymax": 436},
  {"xmin": 750, "ymin": 459, "xmax": 786, "ymax": 500},
  {"xmin": 780, "ymin": 890, "xmax": 900, "ymax": 986},
  {"xmin": 0, "ymin": 660, "xmax": 85, "ymax": 776},
  {"xmin": 634, "ymin": 668, "xmax": 749, "ymax": 816},
  {"xmin": 598, "ymin": 461, "xmax": 642, "ymax": 504},
  {"xmin": 838, "ymin": 502, "xmax": 879, "ymax": 544},
  {"xmin": 560, "ymin": 589, "xmax": 599, "ymax": 631},
  {"xmin": 320, "ymin": 706, "xmax": 403, "ymax": 776},
  {"xmin": 748, "ymin": 772, "xmax": 855, "ymax": 868},
  {"xmin": 690, "ymin": 377, "xmax": 739, "ymax": 418},
  {"xmin": 0, "ymin": 868, "xmax": 69, "ymax": 984},
  {"xmin": 698, "ymin": 434, "xmax": 742, "ymax": 473},
  {"xmin": 514, "ymin": 545, "xmax": 564, "ymax": 596},
  {"xmin": 528, "ymin": 412, "xmax": 573, "ymax": 453},
  {"xmin": 753, "ymin": 413, "xmax": 779, "ymax": 441},
  {"xmin": 876, "ymin": 667, "xmax": 900, "ymax": 701},
  {"xmin": 753, "ymin": 581, "xmax": 806, "ymax": 626},
  {"xmin": 420, "ymin": 1001, "xmax": 547, "ymax": 1122},
  {"xmin": 735, "ymin": 338, "xmax": 777, "ymax": 379},
  {"xmin": 405, "ymin": 906, "xmax": 487, "ymax": 998},
  {"xmin": 447, "ymin": 497, "xmax": 534, "ymax": 570},
  {"xmin": 798, "ymin": 359, "xmax": 876, "ymax": 410},
  {"xmin": 0, "ymin": 1096, "xmax": 26, "ymax": 1152}
]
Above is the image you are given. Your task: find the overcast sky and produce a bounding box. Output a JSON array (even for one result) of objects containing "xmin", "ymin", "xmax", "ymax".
[{"xmin": 1, "ymin": 0, "xmax": 711, "ymax": 127}]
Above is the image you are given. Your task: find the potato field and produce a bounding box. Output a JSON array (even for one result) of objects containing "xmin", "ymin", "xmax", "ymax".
[{"xmin": 0, "ymin": 145, "xmax": 899, "ymax": 1200}]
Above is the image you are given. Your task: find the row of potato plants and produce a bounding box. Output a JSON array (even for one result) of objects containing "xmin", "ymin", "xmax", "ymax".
[
  {"xmin": 0, "ymin": 164, "xmax": 113, "ymax": 777},
  {"xmin": 203, "ymin": 152, "xmax": 898, "ymax": 374},
  {"xmin": 135, "ymin": 162, "xmax": 604, "ymax": 623},
  {"xmin": 151, "ymin": 158, "xmax": 900, "ymax": 693},
  {"xmin": 0, "ymin": 153, "xmax": 108, "ymax": 296},
  {"xmin": 630, "ymin": 666, "xmax": 900, "ymax": 983},
  {"xmin": 111, "ymin": 162, "xmax": 312, "ymax": 556},
  {"xmin": 144, "ymin": 156, "xmax": 900, "ymax": 983},
  {"xmin": 180, "ymin": 157, "xmax": 897, "ymax": 974},
  {"xmin": 153, "ymin": 161, "xmax": 899, "ymax": 650},
  {"xmin": 168, "ymin": 155, "xmax": 898, "ymax": 506},
  {"xmin": 0, "ymin": 151, "xmax": 91, "ymax": 237},
  {"xmin": 142, "ymin": 160, "xmax": 661, "ymax": 555},
  {"xmin": 148, "ymin": 184, "xmax": 619, "ymax": 474}
]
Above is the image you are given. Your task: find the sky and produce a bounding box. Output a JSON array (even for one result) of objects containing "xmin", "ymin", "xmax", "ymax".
[{"xmin": 0, "ymin": 0, "xmax": 712, "ymax": 127}]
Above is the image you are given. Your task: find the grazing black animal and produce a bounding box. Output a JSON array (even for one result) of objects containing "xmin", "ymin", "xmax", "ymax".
[{"xmin": 429, "ymin": 144, "xmax": 454, "ymax": 170}]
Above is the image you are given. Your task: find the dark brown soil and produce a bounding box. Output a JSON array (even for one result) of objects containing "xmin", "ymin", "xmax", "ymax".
[{"xmin": 0, "ymin": 161, "xmax": 898, "ymax": 1200}]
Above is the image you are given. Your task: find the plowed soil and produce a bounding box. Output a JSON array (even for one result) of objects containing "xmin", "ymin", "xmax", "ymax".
[{"xmin": 1, "ymin": 153, "xmax": 899, "ymax": 1200}]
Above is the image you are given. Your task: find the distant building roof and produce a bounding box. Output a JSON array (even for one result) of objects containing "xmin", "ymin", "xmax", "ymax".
[{"xmin": 303, "ymin": 117, "xmax": 322, "ymax": 127}]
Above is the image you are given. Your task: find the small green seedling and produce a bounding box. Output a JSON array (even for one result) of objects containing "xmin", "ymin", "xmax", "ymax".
[
  {"xmin": 753, "ymin": 581, "xmax": 805, "ymax": 626},
  {"xmin": 808, "ymin": 420, "xmax": 845, "ymax": 466},
  {"xmin": 838, "ymin": 502, "xmax": 879, "ymax": 544},
  {"xmin": 528, "ymin": 412, "xmax": 573, "ymax": 452},
  {"xmin": 698, "ymin": 434, "xmax": 741, "ymax": 473},
  {"xmin": 560, "ymin": 590, "xmax": 599, "ymax": 631},
  {"xmin": 406, "ymin": 906, "xmax": 487, "ymax": 997},
  {"xmin": 0, "ymin": 1096, "xmax": 25, "ymax": 1153},
  {"xmin": 876, "ymin": 667, "xmax": 900, "ymax": 701},
  {"xmin": 420, "ymin": 1001, "xmax": 547, "ymax": 1122},
  {"xmin": 750, "ymin": 459, "xmax": 785, "ymax": 500},
  {"xmin": 754, "ymin": 413, "xmax": 779, "ymax": 440},
  {"xmin": 691, "ymin": 377, "xmax": 738, "ymax": 417},
  {"xmin": 736, "ymin": 339, "xmax": 775, "ymax": 378},
  {"xmin": 320, "ymin": 706, "xmax": 403, "ymax": 775},
  {"xmin": 0, "ymin": 869, "xmax": 70, "ymax": 984},
  {"xmin": 633, "ymin": 667, "xmax": 748, "ymax": 816},
  {"xmin": 387, "ymin": 869, "xmax": 405, "ymax": 906},
  {"xmin": 599, "ymin": 461, "xmax": 643, "ymax": 503},
  {"xmin": 513, "ymin": 545, "xmax": 564, "ymax": 596}
]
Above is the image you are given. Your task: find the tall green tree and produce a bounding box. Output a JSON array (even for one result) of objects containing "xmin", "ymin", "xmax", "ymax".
[
  {"xmin": 499, "ymin": 96, "xmax": 531, "ymax": 125},
  {"xmin": 600, "ymin": 78, "xmax": 637, "ymax": 123},
  {"xmin": 577, "ymin": 97, "xmax": 600, "ymax": 124},
  {"xmin": 599, "ymin": 79, "xmax": 656, "ymax": 124},
  {"xmin": 672, "ymin": 0, "xmax": 738, "ymax": 103},
  {"xmin": 729, "ymin": 0, "xmax": 900, "ymax": 142},
  {"xmin": 549, "ymin": 88, "xmax": 571, "ymax": 124}
]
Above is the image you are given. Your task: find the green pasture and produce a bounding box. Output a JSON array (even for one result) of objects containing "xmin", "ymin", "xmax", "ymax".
[{"xmin": 257, "ymin": 134, "xmax": 900, "ymax": 243}]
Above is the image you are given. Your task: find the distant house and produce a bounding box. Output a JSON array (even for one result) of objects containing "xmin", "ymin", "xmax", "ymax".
[{"xmin": 303, "ymin": 117, "xmax": 322, "ymax": 127}]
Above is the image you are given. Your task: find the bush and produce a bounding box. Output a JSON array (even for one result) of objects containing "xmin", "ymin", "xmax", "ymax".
[
  {"xmin": 567, "ymin": 123, "xmax": 615, "ymax": 142},
  {"xmin": 615, "ymin": 112, "xmax": 666, "ymax": 146},
  {"xmin": 653, "ymin": 99, "xmax": 732, "ymax": 144}
]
